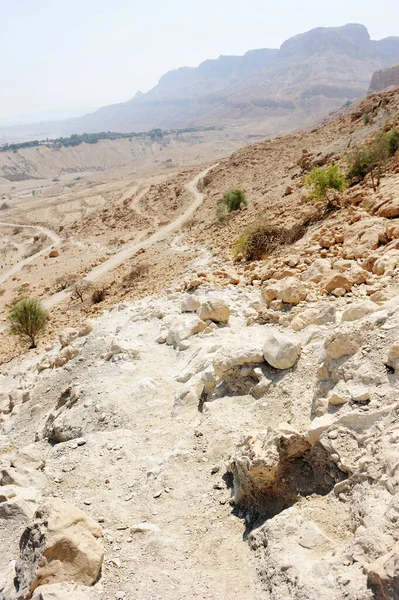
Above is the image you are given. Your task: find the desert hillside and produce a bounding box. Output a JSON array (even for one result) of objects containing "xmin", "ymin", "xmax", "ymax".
[{"xmin": 1, "ymin": 89, "xmax": 399, "ymax": 599}]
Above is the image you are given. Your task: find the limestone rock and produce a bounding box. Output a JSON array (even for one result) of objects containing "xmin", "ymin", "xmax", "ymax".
[
  {"xmin": 324, "ymin": 326, "xmax": 365, "ymax": 360},
  {"xmin": 341, "ymin": 300, "xmax": 378, "ymax": 322},
  {"xmin": 321, "ymin": 271, "xmax": 352, "ymax": 293},
  {"xmin": 263, "ymin": 330, "xmax": 301, "ymax": 369},
  {"xmin": 59, "ymin": 328, "xmax": 79, "ymax": 348},
  {"xmin": 367, "ymin": 543, "xmax": 399, "ymax": 599},
  {"xmin": 196, "ymin": 299, "xmax": 230, "ymax": 323},
  {"xmin": 181, "ymin": 295, "xmax": 201, "ymax": 313},
  {"xmin": 13, "ymin": 499, "xmax": 104, "ymax": 598},
  {"xmin": 291, "ymin": 304, "xmax": 336, "ymax": 331},
  {"xmin": 275, "ymin": 277, "xmax": 307, "ymax": 304},
  {"xmin": 31, "ymin": 582, "xmax": 92, "ymax": 599},
  {"xmin": 301, "ymin": 259, "xmax": 331, "ymax": 283},
  {"xmin": 166, "ymin": 315, "xmax": 206, "ymax": 347}
]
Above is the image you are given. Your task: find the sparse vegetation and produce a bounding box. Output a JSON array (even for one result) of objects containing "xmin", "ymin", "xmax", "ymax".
[
  {"xmin": 54, "ymin": 274, "xmax": 77, "ymax": 292},
  {"xmin": 216, "ymin": 201, "xmax": 229, "ymax": 223},
  {"xmin": 91, "ymin": 287, "xmax": 107, "ymax": 304},
  {"xmin": 72, "ymin": 280, "xmax": 94, "ymax": 302},
  {"xmin": 234, "ymin": 222, "xmax": 306, "ymax": 261},
  {"xmin": 305, "ymin": 164, "xmax": 347, "ymax": 202},
  {"xmin": 346, "ymin": 127, "xmax": 399, "ymax": 189},
  {"xmin": 363, "ymin": 110, "xmax": 371, "ymax": 125},
  {"xmin": 223, "ymin": 189, "xmax": 247, "ymax": 213},
  {"xmin": 8, "ymin": 297, "xmax": 49, "ymax": 349},
  {"xmin": 122, "ymin": 263, "xmax": 150, "ymax": 289}
]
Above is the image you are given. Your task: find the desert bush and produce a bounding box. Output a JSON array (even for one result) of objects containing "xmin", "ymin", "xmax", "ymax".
[
  {"xmin": 8, "ymin": 297, "xmax": 49, "ymax": 348},
  {"xmin": 54, "ymin": 274, "xmax": 77, "ymax": 291},
  {"xmin": 223, "ymin": 189, "xmax": 247, "ymax": 213},
  {"xmin": 91, "ymin": 287, "xmax": 107, "ymax": 304},
  {"xmin": 388, "ymin": 128, "xmax": 399, "ymax": 157},
  {"xmin": 122, "ymin": 263, "xmax": 150, "ymax": 288},
  {"xmin": 305, "ymin": 164, "xmax": 347, "ymax": 202},
  {"xmin": 346, "ymin": 128, "xmax": 399, "ymax": 189},
  {"xmin": 72, "ymin": 280, "xmax": 93, "ymax": 302},
  {"xmin": 216, "ymin": 201, "xmax": 229, "ymax": 223},
  {"xmin": 363, "ymin": 110, "xmax": 371, "ymax": 125},
  {"xmin": 234, "ymin": 222, "xmax": 306, "ymax": 261}
]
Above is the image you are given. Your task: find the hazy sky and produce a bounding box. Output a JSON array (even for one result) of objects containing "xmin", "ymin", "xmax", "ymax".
[{"xmin": 1, "ymin": 0, "xmax": 399, "ymax": 122}]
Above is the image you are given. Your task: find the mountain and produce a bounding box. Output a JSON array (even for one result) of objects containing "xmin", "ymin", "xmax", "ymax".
[
  {"xmin": 369, "ymin": 61, "xmax": 399, "ymax": 93},
  {"xmin": 61, "ymin": 24, "xmax": 399, "ymax": 137},
  {"xmin": 2, "ymin": 23, "xmax": 399, "ymax": 143}
]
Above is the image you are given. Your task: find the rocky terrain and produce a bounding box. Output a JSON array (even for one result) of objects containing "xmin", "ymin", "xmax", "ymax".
[
  {"xmin": 3, "ymin": 23, "xmax": 399, "ymax": 142},
  {"xmin": 369, "ymin": 62, "xmax": 399, "ymax": 93},
  {"xmin": 2, "ymin": 89, "xmax": 399, "ymax": 599}
]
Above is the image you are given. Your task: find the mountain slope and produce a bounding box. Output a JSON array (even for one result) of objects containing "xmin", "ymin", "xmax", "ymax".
[{"xmin": 58, "ymin": 24, "xmax": 399, "ymax": 136}]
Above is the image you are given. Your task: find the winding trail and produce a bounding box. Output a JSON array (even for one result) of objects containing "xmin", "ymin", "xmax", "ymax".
[
  {"xmin": 0, "ymin": 223, "xmax": 62, "ymax": 286},
  {"xmin": 1, "ymin": 164, "xmax": 216, "ymax": 313}
]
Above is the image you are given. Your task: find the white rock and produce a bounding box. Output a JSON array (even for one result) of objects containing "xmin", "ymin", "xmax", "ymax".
[
  {"xmin": 263, "ymin": 330, "xmax": 301, "ymax": 370},
  {"xmin": 197, "ymin": 299, "xmax": 230, "ymax": 323},
  {"xmin": 181, "ymin": 295, "xmax": 201, "ymax": 313},
  {"xmin": 341, "ymin": 301, "xmax": 378, "ymax": 322}
]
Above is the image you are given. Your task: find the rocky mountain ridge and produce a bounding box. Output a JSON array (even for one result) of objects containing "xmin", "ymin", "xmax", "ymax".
[
  {"xmin": 369, "ymin": 62, "xmax": 399, "ymax": 93},
  {"xmin": 3, "ymin": 23, "xmax": 399, "ymax": 144}
]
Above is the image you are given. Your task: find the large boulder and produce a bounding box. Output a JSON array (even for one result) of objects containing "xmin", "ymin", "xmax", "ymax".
[
  {"xmin": 12, "ymin": 499, "xmax": 104, "ymax": 598},
  {"xmin": 320, "ymin": 271, "xmax": 352, "ymax": 293},
  {"xmin": 276, "ymin": 277, "xmax": 307, "ymax": 304},
  {"xmin": 197, "ymin": 299, "xmax": 230, "ymax": 323},
  {"xmin": 263, "ymin": 330, "xmax": 301, "ymax": 369},
  {"xmin": 301, "ymin": 259, "xmax": 331, "ymax": 283},
  {"xmin": 262, "ymin": 277, "xmax": 307, "ymax": 306}
]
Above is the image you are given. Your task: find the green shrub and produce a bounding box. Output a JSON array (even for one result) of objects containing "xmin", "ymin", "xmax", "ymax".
[
  {"xmin": 223, "ymin": 189, "xmax": 247, "ymax": 213},
  {"xmin": 388, "ymin": 128, "xmax": 399, "ymax": 156},
  {"xmin": 305, "ymin": 164, "xmax": 347, "ymax": 201},
  {"xmin": 8, "ymin": 297, "xmax": 49, "ymax": 348},
  {"xmin": 233, "ymin": 222, "xmax": 305, "ymax": 261}
]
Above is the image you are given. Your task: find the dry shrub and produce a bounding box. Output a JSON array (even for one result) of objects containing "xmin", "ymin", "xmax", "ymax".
[
  {"xmin": 91, "ymin": 287, "xmax": 107, "ymax": 304},
  {"xmin": 234, "ymin": 222, "xmax": 306, "ymax": 261},
  {"xmin": 122, "ymin": 263, "xmax": 150, "ymax": 289},
  {"xmin": 55, "ymin": 274, "xmax": 77, "ymax": 291}
]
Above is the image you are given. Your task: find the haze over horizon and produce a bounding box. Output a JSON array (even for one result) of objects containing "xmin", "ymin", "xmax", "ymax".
[{"xmin": 1, "ymin": 0, "xmax": 399, "ymax": 125}]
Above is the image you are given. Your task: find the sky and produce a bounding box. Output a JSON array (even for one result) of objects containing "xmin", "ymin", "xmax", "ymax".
[{"xmin": 1, "ymin": 0, "xmax": 399, "ymax": 123}]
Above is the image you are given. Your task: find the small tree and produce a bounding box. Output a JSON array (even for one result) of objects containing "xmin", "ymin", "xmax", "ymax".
[
  {"xmin": 223, "ymin": 189, "xmax": 247, "ymax": 213},
  {"xmin": 73, "ymin": 280, "xmax": 93, "ymax": 302},
  {"xmin": 8, "ymin": 297, "xmax": 49, "ymax": 349},
  {"xmin": 305, "ymin": 164, "xmax": 347, "ymax": 203}
]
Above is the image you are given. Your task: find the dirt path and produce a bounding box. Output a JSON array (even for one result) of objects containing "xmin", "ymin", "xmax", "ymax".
[
  {"xmin": 1, "ymin": 165, "xmax": 217, "ymax": 315},
  {"xmin": 0, "ymin": 222, "xmax": 62, "ymax": 286}
]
